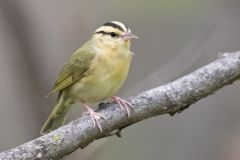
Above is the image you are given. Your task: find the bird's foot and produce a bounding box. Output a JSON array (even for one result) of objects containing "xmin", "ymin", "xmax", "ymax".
[
  {"xmin": 111, "ymin": 96, "xmax": 133, "ymax": 117},
  {"xmin": 83, "ymin": 104, "xmax": 107, "ymax": 132}
]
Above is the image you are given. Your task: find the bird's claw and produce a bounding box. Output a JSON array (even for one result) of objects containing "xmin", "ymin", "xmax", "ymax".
[
  {"xmin": 111, "ymin": 96, "xmax": 133, "ymax": 117},
  {"xmin": 83, "ymin": 105, "xmax": 106, "ymax": 132}
]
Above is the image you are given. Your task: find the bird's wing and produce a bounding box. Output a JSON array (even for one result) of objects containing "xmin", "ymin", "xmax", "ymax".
[{"xmin": 48, "ymin": 41, "xmax": 96, "ymax": 95}]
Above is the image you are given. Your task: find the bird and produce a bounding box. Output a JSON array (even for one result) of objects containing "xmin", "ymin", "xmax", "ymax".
[{"xmin": 40, "ymin": 21, "xmax": 138, "ymax": 135}]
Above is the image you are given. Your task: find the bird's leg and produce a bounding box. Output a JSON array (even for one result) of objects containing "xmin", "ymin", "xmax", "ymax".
[
  {"xmin": 82, "ymin": 103, "xmax": 107, "ymax": 132},
  {"xmin": 111, "ymin": 96, "xmax": 133, "ymax": 117}
]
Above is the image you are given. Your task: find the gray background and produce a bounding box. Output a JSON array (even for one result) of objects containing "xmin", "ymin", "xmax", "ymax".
[{"xmin": 0, "ymin": 0, "xmax": 240, "ymax": 159}]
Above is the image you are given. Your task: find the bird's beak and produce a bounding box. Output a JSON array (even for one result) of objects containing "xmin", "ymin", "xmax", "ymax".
[{"xmin": 121, "ymin": 32, "xmax": 138, "ymax": 40}]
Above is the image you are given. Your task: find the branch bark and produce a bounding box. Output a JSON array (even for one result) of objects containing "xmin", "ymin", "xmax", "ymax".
[{"xmin": 0, "ymin": 51, "xmax": 240, "ymax": 160}]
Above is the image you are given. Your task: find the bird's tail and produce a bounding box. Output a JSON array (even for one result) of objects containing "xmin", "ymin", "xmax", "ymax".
[{"xmin": 40, "ymin": 92, "xmax": 72, "ymax": 135}]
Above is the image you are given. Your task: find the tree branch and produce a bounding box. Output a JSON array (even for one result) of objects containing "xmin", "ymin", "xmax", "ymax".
[{"xmin": 0, "ymin": 51, "xmax": 240, "ymax": 160}]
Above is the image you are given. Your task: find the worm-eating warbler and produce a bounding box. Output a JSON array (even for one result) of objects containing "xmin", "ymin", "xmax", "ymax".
[{"xmin": 41, "ymin": 21, "xmax": 137, "ymax": 134}]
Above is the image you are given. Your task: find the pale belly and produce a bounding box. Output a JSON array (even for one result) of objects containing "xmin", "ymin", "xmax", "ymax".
[{"xmin": 69, "ymin": 54, "xmax": 131, "ymax": 103}]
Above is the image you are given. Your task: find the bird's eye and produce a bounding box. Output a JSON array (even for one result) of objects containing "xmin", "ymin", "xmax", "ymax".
[{"xmin": 110, "ymin": 32, "xmax": 117, "ymax": 38}]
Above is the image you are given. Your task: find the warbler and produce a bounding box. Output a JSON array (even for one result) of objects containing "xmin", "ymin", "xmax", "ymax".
[{"xmin": 40, "ymin": 21, "xmax": 137, "ymax": 135}]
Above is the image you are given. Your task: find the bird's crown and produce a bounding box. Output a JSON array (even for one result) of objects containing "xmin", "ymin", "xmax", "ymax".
[{"xmin": 95, "ymin": 21, "xmax": 131, "ymax": 35}]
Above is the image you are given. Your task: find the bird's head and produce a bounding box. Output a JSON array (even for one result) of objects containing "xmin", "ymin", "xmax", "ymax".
[{"xmin": 92, "ymin": 21, "xmax": 138, "ymax": 51}]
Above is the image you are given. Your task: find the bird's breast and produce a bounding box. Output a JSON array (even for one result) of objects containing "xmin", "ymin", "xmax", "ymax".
[{"xmin": 71, "ymin": 50, "xmax": 132, "ymax": 103}]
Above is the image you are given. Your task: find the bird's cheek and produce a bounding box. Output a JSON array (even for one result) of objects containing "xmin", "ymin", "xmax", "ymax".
[
  {"xmin": 98, "ymin": 37, "xmax": 103, "ymax": 42},
  {"xmin": 106, "ymin": 40, "xmax": 115, "ymax": 49}
]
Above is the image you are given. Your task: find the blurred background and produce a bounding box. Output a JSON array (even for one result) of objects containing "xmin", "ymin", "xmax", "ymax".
[{"xmin": 0, "ymin": 0, "xmax": 240, "ymax": 159}]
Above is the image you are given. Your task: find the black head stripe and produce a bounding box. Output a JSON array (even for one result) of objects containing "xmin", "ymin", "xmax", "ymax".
[
  {"xmin": 103, "ymin": 22, "xmax": 124, "ymax": 32},
  {"xmin": 95, "ymin": 31, "xmax": 110, "ymax": 35},
  {"xmin": 95, "ymin": 31, "xmax": 119, "ymax": 37}
]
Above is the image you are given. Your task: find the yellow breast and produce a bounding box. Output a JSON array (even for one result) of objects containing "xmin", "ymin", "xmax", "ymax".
[{"xmin": 70, "ymin": 49, "xmax": 132, "ymax": 103}]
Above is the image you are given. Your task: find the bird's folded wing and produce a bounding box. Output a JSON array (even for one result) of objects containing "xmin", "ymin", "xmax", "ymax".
[{"xmin": 48, "ymin": 41, "xmax": 96, "ymax": 95}]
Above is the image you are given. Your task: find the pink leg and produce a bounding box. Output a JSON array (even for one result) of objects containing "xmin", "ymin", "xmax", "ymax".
[
  {"xmin": 111, "ymin": 96, "xmax": 133, "ymax": 117},
  {"xmin": 82, "ymin": 103, "xmax": 106, "ymax": 132}
]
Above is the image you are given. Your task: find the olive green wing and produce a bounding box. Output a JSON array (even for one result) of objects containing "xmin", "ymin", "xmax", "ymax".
[{"xmin": 48, "ymin": 41, "xmax": 96, "ymax": 95}]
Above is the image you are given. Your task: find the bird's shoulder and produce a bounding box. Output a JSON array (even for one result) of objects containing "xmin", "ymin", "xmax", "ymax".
[{"xmin": 48, "ymin": 40, "xmax": 96, "ymax": 95}]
